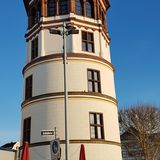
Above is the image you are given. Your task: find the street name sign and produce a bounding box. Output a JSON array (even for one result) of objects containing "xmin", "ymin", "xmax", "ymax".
[{"xmin": 41, "ymin": 130, "xmax": 54, "ymax": 136}]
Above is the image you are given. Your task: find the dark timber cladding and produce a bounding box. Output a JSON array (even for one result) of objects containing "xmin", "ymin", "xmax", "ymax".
[
  {"xmin": 23, "ymin": 0, "xmax": 111, "ymax": 42},
  {"xmin": 23, "ymin": 0, "xmax": 110, "ymax": 16}
]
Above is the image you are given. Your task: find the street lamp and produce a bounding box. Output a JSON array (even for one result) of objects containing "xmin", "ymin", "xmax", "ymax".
[{"xmin": 49, "ymin": 22, "xmax": 79, "ymax": 160}]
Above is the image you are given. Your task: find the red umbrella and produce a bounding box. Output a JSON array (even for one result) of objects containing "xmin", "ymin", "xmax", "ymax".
[
  {"xmin": 79, "ymin": 144, "xmax": 86, "ymax": 160},
  {"xmin": 21, "ymin": 142, "xmax": 30, "ymax": 160}
]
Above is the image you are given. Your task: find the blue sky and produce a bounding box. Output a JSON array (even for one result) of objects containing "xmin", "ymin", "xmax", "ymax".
[
  {"xmin": 0, "ymin": 0, "xmax": 160, "ymax": 145},
  {"xmin": 108, "ymin": 0, "xmax": 160, "ymax": 107}
]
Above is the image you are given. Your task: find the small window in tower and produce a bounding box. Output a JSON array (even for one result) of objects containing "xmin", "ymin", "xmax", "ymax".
[
  {"xmin": 59, "ymin": 0, "xmax": 68, "ymax": 15},
  {"xmin": 29, "ymin": 5, "xmax": 41, "ymax": 28},
  {"xmin": 48, "ymin": 0, "xmax": 56, "ymax": 16},
  {"xmin": 89, "ymin": 113, "xmax": 104, "ymax": 140},
  {"xmin": 31, "ymin": 37, "xmax": 38, "ymax": 60},
  {"xmin": 30, "ymin": 7, "xmax": 37, "ymax": 27},
  {"xmin": 102, "ymin": 13, "xmax": 105, "ymax": 25},
  {"xmin": 36, "ymin": 2, "xmax": 41, "ymax": 22},
  {"xmin": 23, "ymin": 117, "xmax": 31, "ymax": 143},
  {"xmin": 25, "ymin": 75, "xmax": 33, "ymax": 100},
  {"xmin": 82, "ymin": 31, "xmax": 94, "ymax": 52},
  {"xmin": 87, "ymin": 69, "xmax": 101, "ymax": 93},
  {"xmin": 86, "ymin": 0, "xmax": 94, "ymax": 18},
  {"xmin": 76, "ymin": 0, "xmax": 84, "ymax": 16}
]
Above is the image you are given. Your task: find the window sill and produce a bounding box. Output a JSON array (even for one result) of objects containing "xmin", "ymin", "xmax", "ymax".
[
  {"xmin": 88, "ymin": 91, "xmax": 102, "ymax": 94},
  {"xmin": 90, "ymin": 138, "xmax": 105, "ymax": 141},
  {"xmin": 82, "ymin": 50, "xmax": 95, "ymax": 54},
  {"xmin": 31, "ymin": 56, "xmax": 39, "ymax": 62}
]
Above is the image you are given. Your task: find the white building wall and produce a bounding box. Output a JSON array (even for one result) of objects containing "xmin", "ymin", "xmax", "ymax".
[
  {"xmin": 26, "ymin": 26, "xmax": 111, "ymax": 64},
  {"xmin": 0, "ymin": 150, "xmax": 15, "ymax": 160},
  {"xmin": 22, "ymin": 97, "xmax": 121, "ymax": 160},
  {"xmin": 28, "ymin": 143, "xmax": 121, "ymax": 160},
  {"xmin": 24, "ymin": 58, "xmax": 115, "ymax": 99},
  {"xmin": 22, "ymin": 98, "xmax": 120, "ymax": 143},
  {"xmin": 100, "ymin": 33, "xmax": 111, "ymax": 61},
  {"xmin": 44, "ymin": 29, "xmax": 63, "ymax": 55},
  {"xmin": 39, "ymin": 30, "xmax": 45, "ymax": 57}
]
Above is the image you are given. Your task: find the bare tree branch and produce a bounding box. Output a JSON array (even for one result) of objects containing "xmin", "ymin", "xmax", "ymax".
[{"xmin": 119, "ymin": 104, "xmax": 160, "ymax": 160}]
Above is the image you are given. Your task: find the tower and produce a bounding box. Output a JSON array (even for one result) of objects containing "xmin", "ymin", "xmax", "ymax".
[{"xmin": 21, "ymin": 0, "xmax": 122, "ymax": 159}]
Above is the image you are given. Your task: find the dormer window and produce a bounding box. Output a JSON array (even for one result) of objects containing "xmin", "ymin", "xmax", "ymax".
[
  {"xmin": 75, "ymin": 0, "xmax": 94, "ymax": 18},
  {"xmin": 29, "ymin": 7, "xmax": 36, "ymax": 28},
  {"xmin": 47, "ymin": 0, "xmax": 69, "ymax": 16},
  {"xmin": 59, "ymin": 0, "xmax": 69, "ymax": 15},
  {"xmin": 28, "ymin": 3, "xmax": 41, "ymax": 29},
  {"xmin": 86, "ymin": 0, "xmax": 94, "ymax": 18},
  {"xmin": 99, "ymin": 6, "xmax": 106, "ymax": 26},
  {"xmin": 36, "ymin": 3, "xmax": 41, "ymax": 22},
  {"xmin": 76, "ymin": 0, "xmax": 84, "ymax": 16},
  {"xmin": 102, "ymin": 13, "xmax": 105, "ymax": 25},
  {"xmin": 48, "ymin": 0, "xmax": 56, "ymax": 16}
]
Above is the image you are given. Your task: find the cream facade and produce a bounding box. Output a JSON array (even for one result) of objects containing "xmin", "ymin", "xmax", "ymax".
[
  {"xmin": 0, "ymin": 150, "xmax": 15, "ymax": 160},
  {"xmin": 22, "ymin": 0, "xmax": 122, "ymax": 159},
  {"xmin": 26, "ymin": 24, "xmax": 111, "ymax": 63},
  {"xmin": 0, "ymin": 142, "xmax": 20, "ymax": 160}
]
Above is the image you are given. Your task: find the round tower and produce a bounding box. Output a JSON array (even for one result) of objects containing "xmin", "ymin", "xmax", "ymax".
[{"xmin": 21, "ymin": 0, "xmax": 122, "ymax": 159}]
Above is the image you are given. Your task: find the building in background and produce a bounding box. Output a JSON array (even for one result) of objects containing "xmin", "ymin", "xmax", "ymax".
[
  {"xmin": 121, "ymin": 131, "xmax": 160, "ymax": 160},
  {"xmin": 21, "ymin": 0, "xmax": 122, "ymax": 159},
  {"xmin": 0, "ymin": 142, "xmax": 20, "ymax": 160},
  {"xmin": 121, "ymin": 132, "xmax": 144, "ymax": 160}
]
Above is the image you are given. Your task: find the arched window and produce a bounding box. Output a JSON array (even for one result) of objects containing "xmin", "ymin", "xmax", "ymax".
[
  {"xmin": 86, "ymin": 0, "xmax": 94, "ymax": 18},
  {"xmin": 48, "ymin": 0, "xmax": 56, "ymax": 16},
  {"xmin": 76, "ymin": 0, "xmax": 84, "ymax": 16},
  {"xmin": 59, "ymin": 0, "xmax": 68, "ymax": 15}
]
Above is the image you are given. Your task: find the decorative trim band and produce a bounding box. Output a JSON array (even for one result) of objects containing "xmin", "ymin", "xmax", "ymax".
[
  {"xmin": 22, "ymin": 139, "xmax": 121, "ymax": 149},
  {"xmin": 25, "ymin": 17, "xmax": 110, "ymax": 43},
  {"xmin": 23, "ymin": 53, "xmax": 114, "ymax": 74},
  {"xmin": 21, "ymin": 91, "xmax": 117, "ymax": 108}
]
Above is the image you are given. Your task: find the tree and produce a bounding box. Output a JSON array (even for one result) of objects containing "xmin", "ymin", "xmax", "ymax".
[{"xmin": 119, "ymin": 104, "xmax": 160, "ymax": 160}]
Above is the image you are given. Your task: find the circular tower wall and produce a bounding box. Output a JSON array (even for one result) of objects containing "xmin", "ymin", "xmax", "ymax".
[{"xmin": 21, "ymin": 0, "xmax": 122, "ymax": 159}]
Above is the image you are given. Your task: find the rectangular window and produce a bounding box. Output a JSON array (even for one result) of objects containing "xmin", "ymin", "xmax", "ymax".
[
  {"xmin": 31, "ymin": 37, "xmax": 38, "ymax": 60},
  {"xmin": 23, "ymin": 117, "xmax": 31, "ymax": 143},
  {"xmin": 25, "ymin": 75, "xmax": 33, "ymax": 100},
  {"xmin": 89, "ymin": 113, "xmax": 104, "ymax": 139},
  {"xmin": 82, "ymin": 31, "xmax": 94, "ymax": 52},
  {"xmin": 87, "ymin": 69, "xmax": 101, "ymax": 93}
]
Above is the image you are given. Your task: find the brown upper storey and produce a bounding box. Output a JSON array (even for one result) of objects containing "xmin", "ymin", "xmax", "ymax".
[{"xmin": 23, "ymin": 0, "xmax": 110, "ymax": 30}]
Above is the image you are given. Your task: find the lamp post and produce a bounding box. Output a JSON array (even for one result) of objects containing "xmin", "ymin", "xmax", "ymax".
[{"xmin": 49, "ymin": 22, "xmax": 79, "ymax": 160}]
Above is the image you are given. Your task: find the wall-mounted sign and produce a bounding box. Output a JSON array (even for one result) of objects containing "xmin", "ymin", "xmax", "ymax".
[{"xmin": 41, "ymin": 130, "xmax": 54, "ymax": 136}]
